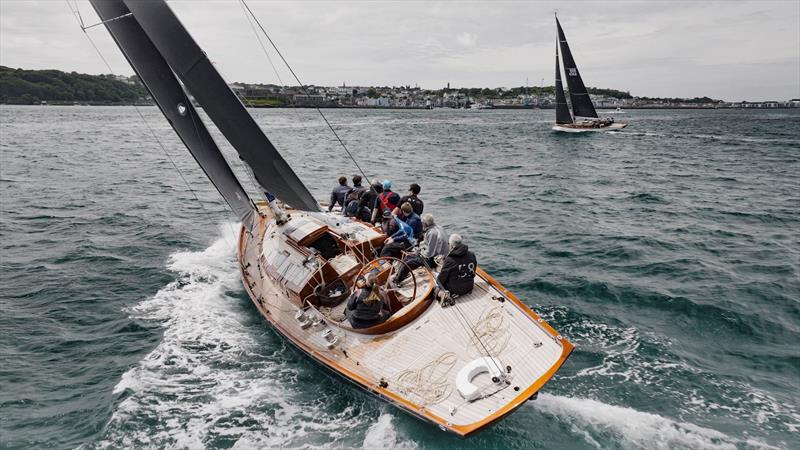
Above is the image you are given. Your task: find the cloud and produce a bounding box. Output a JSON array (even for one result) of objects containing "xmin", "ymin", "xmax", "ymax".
[
  {"xmin": 0, "ymin": 0, "xmax": 797, "ymax": 101},
  {"xmin": 456, "ymin": 32, "xmax": 477, "ymax": 47}
]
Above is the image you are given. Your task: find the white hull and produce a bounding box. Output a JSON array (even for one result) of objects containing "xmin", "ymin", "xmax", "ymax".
[{"xmin": 552, "ymin": 122, "xmax": 628, "ymax": 133}]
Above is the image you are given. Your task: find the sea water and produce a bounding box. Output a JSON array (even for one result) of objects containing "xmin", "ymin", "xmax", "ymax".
[{"xmin": 1, "ymin": 106, "xmax": 798, "ymax": 449}]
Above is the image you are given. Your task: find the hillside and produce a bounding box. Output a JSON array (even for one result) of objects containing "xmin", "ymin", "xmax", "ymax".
[{"xmin": 0, "ymin": 66, "xmax": 149, "ymax": 105}]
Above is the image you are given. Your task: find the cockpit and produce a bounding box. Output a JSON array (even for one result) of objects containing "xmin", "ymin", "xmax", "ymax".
[{"xmin": 259, "ymin": 213, "xmax": 435, "ymax": 334}]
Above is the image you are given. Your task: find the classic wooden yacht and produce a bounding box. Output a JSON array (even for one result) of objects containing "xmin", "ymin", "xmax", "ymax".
[
  {"xmin": 88, "ymin": 0, "xmax": 573, "ymax": 437},
  {"xmin": 552, "ymin": 15, "xmax": 628, "ymax": 133}
]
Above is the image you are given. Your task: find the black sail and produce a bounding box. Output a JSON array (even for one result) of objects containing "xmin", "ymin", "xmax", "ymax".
[
  {"xmin": 88, "ymin": 0, "xmax": 256, "ymax": 228},
  {"xmin": 555, "ymin": 33, "xmax": 573, "ymax": 125},
  {"xmin": 121, "ymin": 0, "xmax": 320, "ymax": 211},
  {"xmin": 556, "ymin": 18, "xmax": 598, "ymax": 118}
]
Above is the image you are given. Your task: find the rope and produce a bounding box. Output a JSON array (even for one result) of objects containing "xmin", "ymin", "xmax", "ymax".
[
  {"xmin": 239, "ymin": 0, "xmax": 369, "ymax": 181},
  {"xmin": 467, "ymin": 306, "xmax": 510, "ymax": 357},
  {"xmin": 416, "ymin": 255, "xmax": 508, "ymax": 375},
  {"xmin": 394, "ymin": 352, "xmax": 457, "ymax": 406},
  {"xmin": 236, "ymin": 0, "xmax": 320, "ymax": 197}
]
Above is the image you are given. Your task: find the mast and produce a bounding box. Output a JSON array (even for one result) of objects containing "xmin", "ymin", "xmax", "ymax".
[
  {"xmin": 88, "ymin": 0, "xmax": 257, "ymax": 229},
  {"xmin": 119, "ymin": 0, "xmax": 320, "ymax": 211},
  {"xmin": 556, "ymin": 17, "xmax": 598, "ymax": 119},
  {"xmin": 554, "ymin": 15, "xmax": 573, "ymax": 125}
]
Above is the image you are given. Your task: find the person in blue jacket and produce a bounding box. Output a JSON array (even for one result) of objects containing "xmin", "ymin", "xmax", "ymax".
[{"xmin": 380, "ymin": 202, "xmax": 421, "ymax": 258}]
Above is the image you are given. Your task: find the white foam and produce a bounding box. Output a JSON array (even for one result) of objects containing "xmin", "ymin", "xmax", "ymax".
[
  {"xmin": 362, "ymin": 413, "xmax": 417, "ymax": 450},
  {"xmin": 536, "ymin": 393, "xmax": 780, "ymax": 450},
  {"xmin": 564, "ymin": 317, "xmax": 797, "ymax": 436},
  {"xmin": 94, "ymin": 223, "xmax": 373, "ymax": 449}
]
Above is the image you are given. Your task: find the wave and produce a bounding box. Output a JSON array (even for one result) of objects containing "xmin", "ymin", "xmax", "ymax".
[
  {"xmin": 627, "ymin": 192, "xmax": 669, "ymax": 204},
  {"xmin": 91, "ymin": 224, "xmax": 383, "ymax": 449},
  {"xmin": 362, "ymin": 413, "xmax": 417, "ymax": 450},
  {"xmin": 536, "ymin": 393, "xmax": 780, "ymax": 450},
  {"xmin": 86, "ymin": 222, "xmax": 796, "ymax": 449}
]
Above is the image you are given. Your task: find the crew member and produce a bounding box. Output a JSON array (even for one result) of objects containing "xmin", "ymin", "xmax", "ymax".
[
  {"xmin": 371, "ymin": 180, "xmax": 400, "ymax": 223},
  {"xmin": 392, "ymin": 213, "xmax": 448, "ymax": 285},
  {"xmin": 399, "ymin": 183, "xmax": 424, "ymax": 215},
  {"xmin": 346, "ymin": 273, "xmax": 389, "ymax": 329},
  {"xmin": 437, "ymin": 233, "xmax": 477, "ymax": 298},
  {"xmin": 359, "ymin": 179, "xmax": 382, "ymax": 223},
  {"xmin": 328, "ymin": 176, "xmax": 350, "ymax": 212},
  {"xmin": 379, "ymin": 203, "xmax": 420, "ymax": 258}
]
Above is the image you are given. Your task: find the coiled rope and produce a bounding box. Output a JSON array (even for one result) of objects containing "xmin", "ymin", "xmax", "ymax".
[
  {"xmin": 394, "ymin": 352, "xmax": 457, "ymax": 406},
  {"xmin": 469, "ymin": 306, "xmax": 511, "ymax": 357}
]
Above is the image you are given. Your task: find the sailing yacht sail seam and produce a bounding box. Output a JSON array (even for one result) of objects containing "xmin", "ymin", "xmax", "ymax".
[{"xmin": 183, "ymin": 53, "xmax": 207, "ymax": 76}]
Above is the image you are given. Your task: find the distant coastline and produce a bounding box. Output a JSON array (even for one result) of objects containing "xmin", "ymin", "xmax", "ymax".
[
  {"xmin": 2, "ymin": 66, "xmax": 798, "ymax": 110},
  {"xmin": 11, "ymin": 104, "xmax": 800, "ymax": 111}
]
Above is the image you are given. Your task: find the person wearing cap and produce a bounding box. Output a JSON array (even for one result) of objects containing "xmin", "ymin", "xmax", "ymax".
[
  {"xmin": 371, "ymin": 179, "xmax": 400, "ymax": 224},
  {"xmin": 399, "ymin": 183, "xmax": 424, "ymax": 215},
  {"xmin": 328, "ymin": 176, "xmax": 350, "ymax": 212},
  {"xmin": 391, "ymin": 213, "xmax": 448, "ymax": 285},
  {"xmin": 437, "ymin": 233, "xmax": 477, "ymax": 298},
  {"xmin": 381, "ymin": 209, "xmax": 398, "ymax": 236}
]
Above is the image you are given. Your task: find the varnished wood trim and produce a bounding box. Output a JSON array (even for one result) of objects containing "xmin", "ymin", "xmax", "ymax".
[{"xmin": 238, "ymin": 220, "xmax": 573, "ymax": 437}]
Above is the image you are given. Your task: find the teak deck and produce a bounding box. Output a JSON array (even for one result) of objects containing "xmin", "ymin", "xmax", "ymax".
[{"xmin": 238, "ymin": 205, "xmax": 573, "ymax": 437}]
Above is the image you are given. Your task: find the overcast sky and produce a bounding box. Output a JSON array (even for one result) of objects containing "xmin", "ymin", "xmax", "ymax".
[{"xmin": 1, "ymin": 1, "xmax": 798, "ymax": 101}]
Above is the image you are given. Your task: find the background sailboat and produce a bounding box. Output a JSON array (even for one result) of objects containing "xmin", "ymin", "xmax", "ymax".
[{"xmin": 552, "ymin": 15, "xmax": 628, "ymax": 132}]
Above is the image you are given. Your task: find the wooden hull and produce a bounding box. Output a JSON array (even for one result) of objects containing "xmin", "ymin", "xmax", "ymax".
[
  {"xmin": 552, "ymin": 122, "xmax": 628, "ymax": 133},
  {"xmin": 238, "ymin": 209, "xmax": 573, "ymax": 437}
]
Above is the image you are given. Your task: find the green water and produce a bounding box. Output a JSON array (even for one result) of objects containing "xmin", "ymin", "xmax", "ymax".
[{"xmin": 1, "ymin": 106, "xmax": 798, "ymax": 449}]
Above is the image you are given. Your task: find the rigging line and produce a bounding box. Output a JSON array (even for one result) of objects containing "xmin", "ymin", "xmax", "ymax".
[
  {"xmin": 238, "ymin": 0, "xmax": 285, "ymax": 87},
  {"xmin": 82, "ymin": 12, "xmax": 134, "ymax": 30},
  {"xmin": 178, "ymin": 88, "xmax": 243, "ymax": 240},
  {"xmin": 67, "ymin": 0, "xmax": 85, "ymax": 29},
  {"xmin": 416, "ymin": 255, "xmax": 507, "ymax": 375},
  {"xmin": 450, "ymin": 297, "xmax": 507, "ymax": 375},
  {"xmin": 237, "ymin": 0, "xmax": 310, "ymax": 139},
  {"xmin": 239, "ymin": 0, "xmax": 369, "ymax": 181},
  {"xmin": 66, "ymin": 2, "xmax": 236, "ymax": 247},
  {"xmin": 210, "ymin": 8, "xmax": 288, "ymax": 203}
]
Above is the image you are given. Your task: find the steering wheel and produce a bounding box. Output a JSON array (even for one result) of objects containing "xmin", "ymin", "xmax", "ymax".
[{"xmin": 354, "ymin": 256, "xmax": 417, "ymax": 303}]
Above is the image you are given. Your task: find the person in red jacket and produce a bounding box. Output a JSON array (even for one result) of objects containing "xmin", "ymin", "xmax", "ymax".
[{"xmin": 371, "ymin": 179, "xmax": 399, "ymax": 223}]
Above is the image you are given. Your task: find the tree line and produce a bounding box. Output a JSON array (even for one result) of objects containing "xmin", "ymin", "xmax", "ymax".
[{"xmin": 0, "ymin": 66, "xmax": 149, "ymax": 105}]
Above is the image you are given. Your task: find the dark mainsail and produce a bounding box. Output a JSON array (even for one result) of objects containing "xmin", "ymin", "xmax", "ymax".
[
  {"xmin": 88, "ymin": 0, "xmax": 256, "ymax": 228},
  {"xmin": 119, "ymin": 0, "xmax": 320, "ymax": 211},
  {"xmin": 556, "ymin": 17, "xmax": 598, "ymax": 119},
  {"xmin": 555, "ymin": 33, "xmax": 573, "ymax": 125}
]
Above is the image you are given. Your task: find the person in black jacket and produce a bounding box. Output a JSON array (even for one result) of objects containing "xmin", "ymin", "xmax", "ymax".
[
  {"xmin": 437, "ymin": 233, "xmax": 477, "ymax": 298},
  {"xmin": 399, "ymin": 183, "xmax": 424, "ymax": 215},
  {"xmin": 358, "ymin": 179, "xmax": 382, "ymax": 223},
  {"xmin": 328, "ymin": 176, "xmax": 350, "ymax": 212},
  {"xmin": 346, "ymin": 273, "xmax": 389, "ymax": 329}
]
